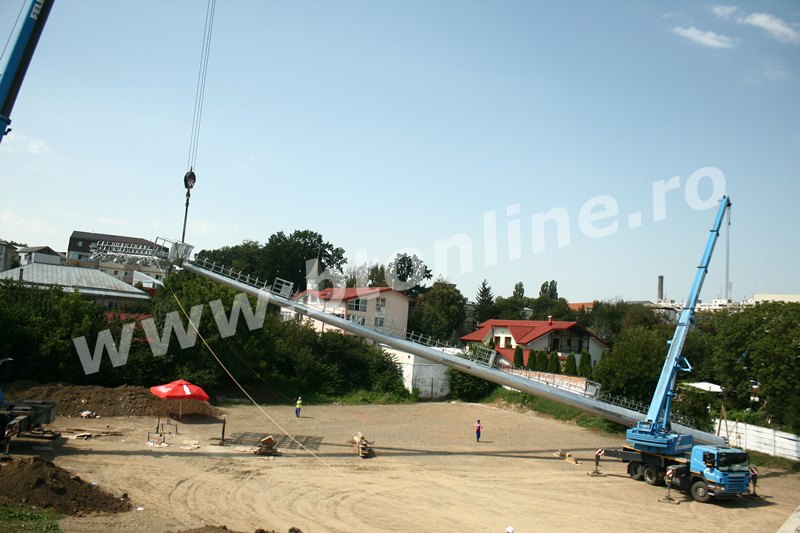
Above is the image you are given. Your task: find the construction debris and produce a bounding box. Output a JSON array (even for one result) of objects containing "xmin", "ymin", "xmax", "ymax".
[
  {"xmin": 253, "ymin": 435, "xmax": 281, "ymax": 456},
  {"xmin": 553, "ymin": 449, "xmax": 581, "ymax": 465},
  {"xmin": 351, "ymin": 432, "xmax": 373, "ymax": 458}
]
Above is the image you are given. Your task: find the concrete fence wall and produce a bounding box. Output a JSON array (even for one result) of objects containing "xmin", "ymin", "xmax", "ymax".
[{"xmin": 715, "ymin": 419, "xmax": 800, "ymax": 461}]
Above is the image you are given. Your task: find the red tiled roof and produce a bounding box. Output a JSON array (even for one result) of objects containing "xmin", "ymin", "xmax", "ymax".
[
  {"xmin": 460, "ymin": 319, "xmax": 606, "ymax": 348},
  {"xmin": 293, "ymin": 287, "xmax": 411, "ymax": 302},
  {"xmin": 568, "ymin": 301, "xmax": 594, "ymax": 311}
]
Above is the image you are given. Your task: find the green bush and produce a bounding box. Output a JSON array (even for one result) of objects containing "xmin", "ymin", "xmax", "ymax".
[
  {"xmin": 447, "ymin": 369, "xmax": 499, "ymax": 402},
  {"xmin": 564, "ymin": 352, "xmax": 578, "ymax": 376}
]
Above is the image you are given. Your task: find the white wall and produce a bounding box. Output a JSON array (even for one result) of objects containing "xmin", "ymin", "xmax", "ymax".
[
  {"xmin": 382, "ymin": 346, "xmax": 450, "ymax": 399},
  {"xmin": 715, "ymin": 419, "xmax": 800, "ymax": 461}
]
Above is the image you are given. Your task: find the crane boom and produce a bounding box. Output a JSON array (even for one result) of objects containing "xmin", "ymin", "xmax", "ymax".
[
  {"xmin": 626, "ymin": 195, "xmax": 731, "ymax": 454},
  {"xmin": 0, "ymin": 0, "xmax": 54, "ymax": 143}
]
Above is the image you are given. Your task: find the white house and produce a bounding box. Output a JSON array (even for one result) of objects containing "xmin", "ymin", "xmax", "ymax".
[
  {"xmin": 292, "ymin": 286, "xmax": 412, "ymax": 334},
  {"xmin": 460, "ymin": 317, "xmax": 608, "ymax": 368}
]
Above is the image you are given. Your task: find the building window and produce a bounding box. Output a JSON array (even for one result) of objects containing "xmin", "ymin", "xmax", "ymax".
[
  {"xmin": 124, "ymin": 271, "xmax": 132, "ymax": 277},
  {"xmin": 77, "ymin": 241, "xmax": 83, "ymax": 247},
  {"xmin": 505, "ymin": 336, "xmax": 512, "ymax": 348},
  {"xmin": 347, "ymin": 299, "xmax": 367, "ymax": 312},
  {"xmin": 374, "ymin": 317, "xmax": 385, "ymax": 327},
  {"xmin": 350, "ymin": 316, "xmax": 366, "ymax": 325},
  {"xmin": 375, "ymin": 298, "xmax": 386, "ymax": 312}
]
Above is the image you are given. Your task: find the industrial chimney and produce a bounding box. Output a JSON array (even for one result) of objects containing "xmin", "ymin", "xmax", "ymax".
[{"xmin": 657, "ymin": 275, "xmax": 664, "ymax": 302}]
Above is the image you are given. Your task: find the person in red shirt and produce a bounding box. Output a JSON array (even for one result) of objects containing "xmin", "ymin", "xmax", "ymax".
[{"xmin": 474, "ymin": 419, "xmax": 484, "ymax": 442}]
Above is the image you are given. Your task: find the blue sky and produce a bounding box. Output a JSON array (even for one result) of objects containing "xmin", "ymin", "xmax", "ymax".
[{"xmin": 2, "ymin": 0, "xmax": 798, "ymax": 304}]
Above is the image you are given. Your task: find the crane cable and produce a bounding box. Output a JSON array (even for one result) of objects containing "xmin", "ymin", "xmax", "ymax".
[{"xmin": 186, "ymin": 0, "xmax": 216, "ymax": 173}]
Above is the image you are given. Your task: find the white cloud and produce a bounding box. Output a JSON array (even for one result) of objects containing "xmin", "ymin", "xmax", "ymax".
[
  {"xmin": 711, "ymin": 5, "xmax": 738, "ymax": 19},
  {"xmin": 673, "ymin": 26, "xmax": 737, "ymax": 48},
  {"xmin": 739, "ymin": 13, "xmax": 800, "ymax": 44},
  {"xmin": 743, "ymin": 59, "xmax": 791, "ymax": 85},
  {"xmin": 0, "ymin": 210, "xmax": 61, "ymax": 245},
  {"xmin": 0, "ymin": 134, "xmax": 51, "ymax": 155}
]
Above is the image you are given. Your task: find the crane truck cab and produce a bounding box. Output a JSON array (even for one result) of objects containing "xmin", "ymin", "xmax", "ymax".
[{"xmin": 686, "ymin": 445, "xmax": 751, "ymax": 503}]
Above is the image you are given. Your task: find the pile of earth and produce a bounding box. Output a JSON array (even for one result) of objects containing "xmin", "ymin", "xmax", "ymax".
[
  {"xmin": 2, "ymin": 381, "xmax": 222, "ymax": 418},
  {"xmin": 0, "ymin": 457, "xmax": 130, "ymax": 515},
  {"xmin": 176, "ymin": 526, "xmax": 303, "ymax": 533},
  {"xmin": 177, "ymin": 526, "xmax": 303, "ymax": 533}
]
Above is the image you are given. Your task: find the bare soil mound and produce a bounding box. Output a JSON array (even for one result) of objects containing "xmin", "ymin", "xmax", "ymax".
[
  {"xmin": 176, "ymin": 526, "xmax": 303, "ymax": 533},
  {"xmin": 2, "ymin": 381, "xmax": 222, "ymax": 418},
  {"xmin": 0, "ymin": 457, "xmax": 131, "ymax": 515}
]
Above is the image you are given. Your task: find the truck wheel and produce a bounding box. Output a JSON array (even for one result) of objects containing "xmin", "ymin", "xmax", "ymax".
[
  {"xmin": 691, "ymin": 480, "xmax": 711, "ymax": 503},
  {"xmin": 628, "ymin": 462, "xmax": 644, "ymax": 481},
  {"xmin": 643, "ymin": 464, "xmax": 663, "ymax": 486}
]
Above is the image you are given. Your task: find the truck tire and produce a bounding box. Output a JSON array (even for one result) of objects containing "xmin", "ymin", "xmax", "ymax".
[
  {"xmin": 691, "ymin": 480, "xmax": 712, "ymax": 503},
  {"xmin": 643, "ymin": 464, "xmax": 663, "ymax": 486},
  {"xmin": 628, "ymin": 462, "xmax": 644, "ymax": 481}
]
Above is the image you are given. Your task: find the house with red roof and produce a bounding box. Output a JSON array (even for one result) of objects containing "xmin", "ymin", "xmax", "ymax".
[
  {"xmin": 460, "ymin": 317, "xmax": 608, "ymax": 368},
  {"xmin": 568, "ymin": 301, "xmax": 594, "ymax": 312},
  {"xmin": 292, "ymin": 286, "xmax": 413, "ymax": 334}
]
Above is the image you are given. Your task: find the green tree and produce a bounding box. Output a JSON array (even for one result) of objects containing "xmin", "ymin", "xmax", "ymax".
[
  {"xmin": 578, "ymin": 350, "xmax": 593, "ymax": 379},
  {"xmin": 712, "ymin": 302, "xmax": 800, "ymax": 431},
  {"xmin": 513, "ymin": 345, "xmax": 524, "ymax": 368},
  {"xmin": 584, "ymin": 300, "xmax": 662, "ymax": 347},
  {"xmin": 563, "ymin": 352, "xmax": 578, "ymax": 376},
  {"xmin": 540, "ymin": 280, "xmax": 558, "ymax": 299},
  {"xmin": 593, "ymin": 326, "xmax": 667, "ymax": 403},
  {"xmin": 513, "ymin": 282, "xmax": 525, "ymax": 299},
  {"xmin": 526, "ymin": 349, "xmax": 537, "ymax": 370},
  {"xmin": 387, "ymin": 253, "xmax": 432, "ymax": 296},
  {"xmin": 547, "ymin": 352, "xmax": 561, "ymax": 374},
  {"xmin": 447, "ymin": 369, "xmax": 499, "ymax": 402},
  {"xmin": 345, "ymin": 262, "xmax": 387, "ymax": 288},
  {"xmin": 407, "ymin": 280, "xmax": 466, "ymax": 341},
  {"xmin": 494, "ymin": 295, "xmax": 526, "ymax": 320},
  {"xmin": 0, "ymin": 281, "xmax": 109, "ymax": 385},
  {"xmin": 535, "ymin": 350, "xmax": 548, "ymax": 371},
  {"xmin": 474, "ymin": 279, "xmax": 495, "ymax": 324},
  {"xmin": 197, "ymin": 230, "xmax": 346, "ymax": 293}
]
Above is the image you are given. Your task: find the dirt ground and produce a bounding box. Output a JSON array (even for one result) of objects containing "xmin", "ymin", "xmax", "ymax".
[{"xmin": 7, "ymin": 401, "xmax": 800, "ymax": 533}]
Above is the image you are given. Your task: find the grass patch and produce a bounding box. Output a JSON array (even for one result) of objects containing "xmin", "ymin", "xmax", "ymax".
[
  {"xmin": 748, "ymin": 451, "xmax": 800, "ymax": 473},
  {"xmin": 489, "ymin": 388, "xmax": 627, "ymax": 435},
  {"xmin": 0, "ymin": 504, "xmax": 62, "ymax": 533},
  {"xmin": 324, "ymin": 389, "xmax": 419, "ymax": 405}
]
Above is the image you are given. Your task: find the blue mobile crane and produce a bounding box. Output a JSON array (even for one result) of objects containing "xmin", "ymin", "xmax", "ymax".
[
  {"xmin": 0, "ymin": 0, "xmax": 54, "ymax": 144},
  {"xmin": 595, "ymin": 195, "xmax": 752, "ymax": 502}
]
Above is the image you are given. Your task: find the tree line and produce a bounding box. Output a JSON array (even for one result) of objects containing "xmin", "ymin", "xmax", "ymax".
[{"xmin": 1, "ymin": 228, "xmax": 797, "ymax": 435}]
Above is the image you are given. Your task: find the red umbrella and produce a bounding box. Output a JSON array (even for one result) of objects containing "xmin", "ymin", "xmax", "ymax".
[
  {"xmin": 150, "ymin": 379, "xmax": 209, "ymax": 401},
  {"xmin": 150, "ymin": 380, "xmax": 209, "ymax": 419}
]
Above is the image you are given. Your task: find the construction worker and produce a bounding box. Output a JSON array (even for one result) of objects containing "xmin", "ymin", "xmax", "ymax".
[{"xmin": 295, "ymin": 396, "xmax": 303, "ymax": 418}]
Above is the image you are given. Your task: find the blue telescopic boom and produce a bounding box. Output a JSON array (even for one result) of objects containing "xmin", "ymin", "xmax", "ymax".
[
  {"xmin": 626, "ymin": 195, "xmax": 731, "ymax": 454},
  {"xmin": 0, "ymin": 0, "xmax": 55, "ymax": 143}
]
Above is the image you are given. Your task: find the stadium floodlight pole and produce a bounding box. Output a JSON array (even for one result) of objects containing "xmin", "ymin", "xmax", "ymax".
[{"xmin": 181, "ymin": 169, "xmax": 196, "ymax": 244}]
